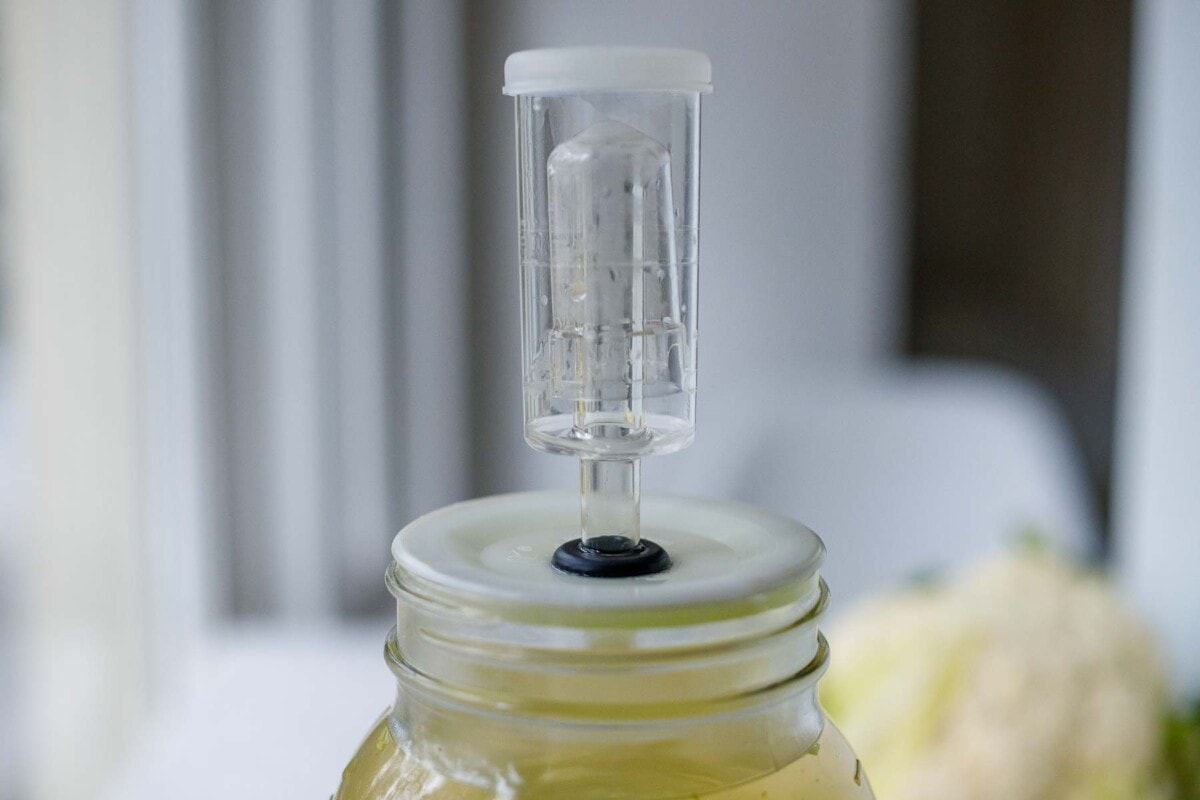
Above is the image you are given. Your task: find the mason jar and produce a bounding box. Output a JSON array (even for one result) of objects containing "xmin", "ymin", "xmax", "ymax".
[{"xmin": 334, "ymin": 492, "xmax": 874, "ymax": 799}]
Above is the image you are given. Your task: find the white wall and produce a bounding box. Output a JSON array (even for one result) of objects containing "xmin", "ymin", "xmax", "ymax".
[
  {"xmin": 1114, "ymin": 0, "xmax": 1200, "ymax": 696},
  {"xmin": 3, "ymin": 1, "xmax": 149, "ymax": 796}
]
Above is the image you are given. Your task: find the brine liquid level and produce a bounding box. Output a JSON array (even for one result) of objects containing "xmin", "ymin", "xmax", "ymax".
[{"xmin": 335, "ymin": 713, "xmax": 873, "ymax": 800}]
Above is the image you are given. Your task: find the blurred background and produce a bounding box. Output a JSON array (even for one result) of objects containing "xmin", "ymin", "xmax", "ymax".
[{"xmin": 0, "ymin": 1, "xmax": 1196, "ymax": 798}]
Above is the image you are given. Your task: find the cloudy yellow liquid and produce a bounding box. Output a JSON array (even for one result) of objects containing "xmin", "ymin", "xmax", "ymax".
[{"xmin": 336, "ymin": 711, "xmax": 872, "ymax": 800}]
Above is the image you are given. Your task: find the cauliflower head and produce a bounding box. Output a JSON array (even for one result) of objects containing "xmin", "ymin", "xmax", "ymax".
[{"xmin": 821, "ymin": 551, "xmax": 1168, "ymax": 800}]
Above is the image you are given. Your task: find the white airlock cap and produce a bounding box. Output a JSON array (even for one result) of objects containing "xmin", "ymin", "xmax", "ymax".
[{"xmin": 504, "ymin": 46, "xmax": 712, "ymax": 96}]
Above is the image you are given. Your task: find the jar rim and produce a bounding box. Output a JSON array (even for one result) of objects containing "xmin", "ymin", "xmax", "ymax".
[{"xmin": 384, "ymin": 619, "xmax": 830, "ymax": 726}]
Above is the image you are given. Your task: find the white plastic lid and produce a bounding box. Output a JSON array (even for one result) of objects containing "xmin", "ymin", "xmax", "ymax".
[
  {"xmin": 503, "ymin": 46, "xmax": 712, "ymax": 96},
  {"xmin": 392, "ymin": 491, "xmax": 822, "ymax": 611}
]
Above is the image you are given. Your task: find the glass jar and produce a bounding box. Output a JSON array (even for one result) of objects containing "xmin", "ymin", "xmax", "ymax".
[{"xmin": 334, "ymin": 492, "xmax": 874, "ymax": 799}]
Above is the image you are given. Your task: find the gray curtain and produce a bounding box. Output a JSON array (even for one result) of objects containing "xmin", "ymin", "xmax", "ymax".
[{"xmin": 196, "ymin": 0, "xmax": 471, "ymax": 618}]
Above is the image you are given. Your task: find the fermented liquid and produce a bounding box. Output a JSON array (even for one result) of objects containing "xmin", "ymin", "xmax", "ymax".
[{"xmin": 336, "ymin": 711, "xmax": 873, "ymax": 799}]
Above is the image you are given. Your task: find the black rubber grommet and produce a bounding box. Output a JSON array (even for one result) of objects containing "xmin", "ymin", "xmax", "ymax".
[{"xmin": 551, "ymin": 538, "xmax": 672, "ymax": 578}]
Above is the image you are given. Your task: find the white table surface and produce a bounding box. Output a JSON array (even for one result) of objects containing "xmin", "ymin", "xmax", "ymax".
[{"xmin": 100, "ymin": 622, "xmax": 395, "ymax": 800}]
